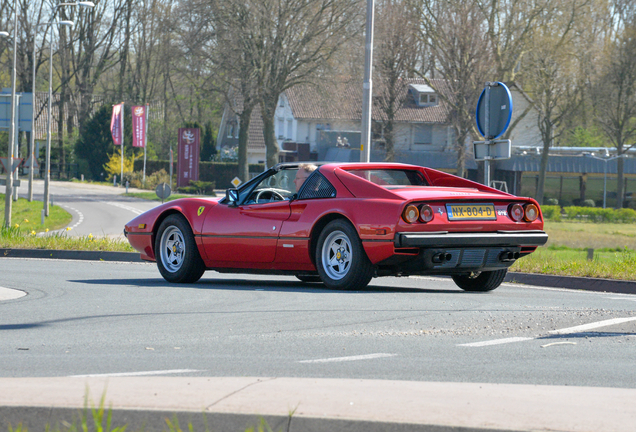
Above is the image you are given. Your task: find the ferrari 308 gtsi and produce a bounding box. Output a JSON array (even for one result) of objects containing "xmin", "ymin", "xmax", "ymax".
[{"xmin": 124, "ymin": 162, "xmax": 547, "ymax": 291}]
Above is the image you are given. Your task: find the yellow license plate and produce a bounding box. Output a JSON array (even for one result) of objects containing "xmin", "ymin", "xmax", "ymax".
[{"xmin": 446, "ymin": 203, "xmax": 496, "ymax": 220}]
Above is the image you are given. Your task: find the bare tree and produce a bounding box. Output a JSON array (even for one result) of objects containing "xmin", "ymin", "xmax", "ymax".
[
  {"xmin": 413, "ymin": 0, "xmax": 494, "ymax": 177},
  {"xmin": 373, "ymin": 0, "xmax": 420, "ymax": 161},
  {"xmin": 592, "ymin": 17, "xmax": 636, "ymax": 208},
  {"xmin": 522, "ymin": 0, "xmax": 587, "ymax": 204},
  {"xmin": 249, "ymin": 0, "xmax": 363, "ymax": 167}
]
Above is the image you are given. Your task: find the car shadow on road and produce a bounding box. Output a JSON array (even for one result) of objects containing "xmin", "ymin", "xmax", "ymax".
[{"xmin": 68, "ymin": 278, "xmax": 464, "ymax": 294}]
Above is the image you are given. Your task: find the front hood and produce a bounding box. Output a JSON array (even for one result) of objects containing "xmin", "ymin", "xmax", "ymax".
[{"xmin": 388, "ymin": 186, "xmax": 514, "ymax": 202}]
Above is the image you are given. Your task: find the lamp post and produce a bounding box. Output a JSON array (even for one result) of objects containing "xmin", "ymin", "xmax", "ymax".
[
  {"xmin": 359, "ymin": 0, "xmax": 375, "ymax": 163},
  {"xmin": 585, "ymin": 153, "xmax": 627, "ymax": 209},
  {"xmin": 43, "ymin": 1, "xmax": 94, "ymax": 217},
  {"xmin": 2, "ymin": 0, "xmax": 18, "ymax": 227}
]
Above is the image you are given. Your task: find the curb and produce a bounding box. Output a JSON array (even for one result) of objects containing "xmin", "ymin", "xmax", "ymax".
[
  {"xmin": 1, "ymin": 248, "xmax": 634, "ymax": 294},
  {"xmin": 0, "ymin": 248, "xmax": 143, "ymax": 262},
  {"xmin": 506, "ymin": 272, "xmax": 636, "ymax": 294}
]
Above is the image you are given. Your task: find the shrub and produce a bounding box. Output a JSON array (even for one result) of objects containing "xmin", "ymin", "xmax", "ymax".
[
  {"xmin": 123, "ymin": 169, "xmax": 171, "ymax": 190},
  {"xmin": 541, "ymin": 205, "xmax": 561, "ymax": 221},
  {"xmin": 562, "ymin": 206, "xmax": 636, "ymax": 223},
  {"xmin": 583, "ymin": 199, "xmax": 596, "ymax": 207},
  {"xmin": 546, "ymin": 198, "xmax": 559, "ymax": 206},
  {"xmin": 177, "ymin": 180, "xmax": 216, "ymax": 195}
]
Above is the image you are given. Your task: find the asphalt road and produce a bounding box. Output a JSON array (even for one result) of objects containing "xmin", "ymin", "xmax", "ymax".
[
  {"xmin": 1, "ymin": 179, "xmax": 158, "ymax": 237},
  {"xmin": 1, "ymin": 258, "xmax": 635, "ymax": 388}
]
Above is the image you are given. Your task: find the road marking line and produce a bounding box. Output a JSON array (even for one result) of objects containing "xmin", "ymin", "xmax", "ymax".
[
  {"xmin": 298, "ymin": 353, "xmax": 396, "ymax": 364},
  {"xmin": 69, "ymin": 369, "xmax": 203, "ymax": 378},
  {"xmin": 459, "ymin": 317, "xmax": 636, "ymax": 347},
  {"xmin": 458, "ymin": 337, "xmax": 534, "ymax": 347},
  {"xmin": 548, "ymin": 317, "xmax": 636, "ymax": 335},
  {"xmin": 607, "ymin": 297, "xmax": 636, "ymax": 302}
]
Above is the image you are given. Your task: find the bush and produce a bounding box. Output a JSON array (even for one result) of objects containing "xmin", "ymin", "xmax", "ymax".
[
  {"xmin": 541, "ymin": 205, "xmax": 561, "ymax": 221},
  {"xmin": 583, "ymin": 199, "xmax": 596, "ymax": 207},
  {"xmin": 177, "ymin": 180, "xmax": 216, "ymax": 195},
  {"xmin": 562, "ymin": 206, "xmax": 636, "ymax": 223},
  {"xmin": 123, "ymin": 169, "xmax": 171, "ymax": 190},
  {"xmin": 545, "ymin": 198, "xmax": 559, "ymax": 205}
]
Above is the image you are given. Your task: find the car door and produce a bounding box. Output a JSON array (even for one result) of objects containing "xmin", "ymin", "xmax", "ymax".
[{"xmin": 200, "ymin": 200, "xmax": 291, "ymax": 265}]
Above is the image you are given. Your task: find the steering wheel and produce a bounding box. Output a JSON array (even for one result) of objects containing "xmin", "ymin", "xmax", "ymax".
[{"xmin": 255, "ymin": 188, "xmax": 286, "ymax": 203}]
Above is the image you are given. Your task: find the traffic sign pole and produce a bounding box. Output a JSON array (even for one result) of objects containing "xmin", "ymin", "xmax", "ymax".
[{"xmin": 474, "ymin": 82, "xmax": 513, "ymax": 188}]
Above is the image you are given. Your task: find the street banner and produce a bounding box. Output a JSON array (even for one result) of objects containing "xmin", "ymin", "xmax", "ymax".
[
  {"xmin": 132, "ymin": 105, "xmax": 146, "ymax": 147},
  {"xmin": 177, "ymin": 128, "xmax": 200, "ymax": 188},
  {"xmin": 110, "ymin": 103, "xmax": 123, "ymax": 145}
]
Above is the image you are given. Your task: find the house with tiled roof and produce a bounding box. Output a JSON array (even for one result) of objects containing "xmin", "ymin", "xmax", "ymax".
[{"xmin": 216, "ymin": 79, "xmax": 542, "ymax": 168}]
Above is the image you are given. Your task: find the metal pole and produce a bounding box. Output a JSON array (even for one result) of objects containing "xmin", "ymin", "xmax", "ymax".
[
  {"xmin": 120, "ymin": 102, "xmax": 124, "ymax": 186},
  {"xmin": 143, "ymin": 103, "xmax": 148, "ymax": 185},
  {"xmin": 483, "ymin": 84, "xmax": 491, "ymax": 187},
  {"xmin": 12, "ymin": 95, "xmax": 19, "ymax": 201},
  {"xmin": 44, "ymin": 22, "xmax": 53, "ymax": 217},
  {"xmin": 603, "ymin": 161, "xmax": 607, "ymax": 209},
  {"xmin": 4, "ymin": 0, "xmax": 18, "ymax": 227},
  {"xmin": 29, "ymin": 38, "xmax": 36, "ymax": 202},
  {"xmin": 359, "ymin": 0, "xmax": 375, "ymax": 163}
]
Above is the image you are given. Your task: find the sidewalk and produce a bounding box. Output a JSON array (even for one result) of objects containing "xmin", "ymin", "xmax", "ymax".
[{"xmin": 1, "ymin": 376, "xmax": 635, "ymax": 432}]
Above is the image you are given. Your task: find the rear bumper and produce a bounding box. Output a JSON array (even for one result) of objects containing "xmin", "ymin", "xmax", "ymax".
[{"xmin": 394, "ymin": 230, "xmax": 548, "ymax": 248}]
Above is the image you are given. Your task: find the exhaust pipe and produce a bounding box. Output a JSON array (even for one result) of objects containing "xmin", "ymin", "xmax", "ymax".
[
  {"xmin": 432, "ymin": 252, "xmax": 453, "ymax": 264},
  {"xmin": 499, "ymin": 251, "xmax": 517, "ymax": 262}
]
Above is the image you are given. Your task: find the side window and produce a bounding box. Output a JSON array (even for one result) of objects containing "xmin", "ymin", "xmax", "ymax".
[{"xmin": 298, "ymin": 172, "xmax": 337, "ymax": 200}]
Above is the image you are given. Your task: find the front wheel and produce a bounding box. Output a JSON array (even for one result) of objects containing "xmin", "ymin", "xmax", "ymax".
[
  {"xmin": 155, "ymin": 214, "xmax": 206, "ymax": 283},
  {"xmin": 315, "ymin": 219, "xmax": 374, "ymax": 290},
  {"xmin": 452, "ymin": 269, "xmax": 507, "ymax": 292}
]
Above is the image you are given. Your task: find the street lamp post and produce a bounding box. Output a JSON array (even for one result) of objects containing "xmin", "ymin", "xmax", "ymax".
[
  {"xmin": 3, "ymin": 0, "xmax": 18, "ymax": 227},
  {"xmin": 43, "ymin": 1, "xmax": 94, "ymax": 217},
  {"xmin": 585, "ymin": 153, "xmax": 627, "ymax": 209}
]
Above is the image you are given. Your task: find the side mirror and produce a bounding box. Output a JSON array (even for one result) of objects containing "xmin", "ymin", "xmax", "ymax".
[{"xmin": 226, "ymin": 188, "xmax": 239, "ymax": 207}]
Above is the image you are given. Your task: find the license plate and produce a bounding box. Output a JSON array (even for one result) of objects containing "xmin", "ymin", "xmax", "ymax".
[{"xmin": 446, "ymin": 203, "xmax": 496, "ymax": 220}]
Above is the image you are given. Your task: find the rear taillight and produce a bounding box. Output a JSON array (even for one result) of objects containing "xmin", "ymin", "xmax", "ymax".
[
  {"xmin": 509, "ymin": 203, "xmax": 524, "ymax": 222},
  {"xmin": 419, "ymin": 205, "xmax": 434, "ymax": 223},
  {"xmin": 524, "ymin": 204, "xmax": 539, "ymax": 222},
  {"xmin": 403, "ymin": 205, "xmax": 419, "ymax": 223}
]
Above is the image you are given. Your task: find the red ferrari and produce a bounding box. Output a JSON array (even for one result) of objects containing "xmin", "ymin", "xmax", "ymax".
[{"xmin": 124, "ymin": 163, "xmax": 547, "ymax": 291}]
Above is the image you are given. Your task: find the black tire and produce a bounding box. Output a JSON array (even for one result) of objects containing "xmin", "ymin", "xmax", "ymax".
[
  {"xmin": 155, "ymin": 214, "xmax": 206, "ymax": 283},
  {"xmin": 296, "ymin": 274, "xmax": 323, "ymax": 283},
  {"xmin": 315, "ymin": 219, "xmax": 374, "ymax": 290},
  {"xmin": 452, "ymin": 269, "xmax": 507, "ymax": 292}
]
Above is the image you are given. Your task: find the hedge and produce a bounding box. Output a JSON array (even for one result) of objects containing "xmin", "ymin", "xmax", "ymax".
[
  {"xmin": 133, "ymin": 160, "xmax": 265, "ymax": 189},
  {"xmin": 541, "ymin": 205, "xmax": 636, "ymax": 223}
]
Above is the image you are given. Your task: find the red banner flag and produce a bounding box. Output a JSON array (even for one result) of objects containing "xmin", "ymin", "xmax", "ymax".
[
  {"xmin": 131, "ymin": 105, "xmax": 146, "ymax": 148},
  {"xmin": 177, "ymin": 128, "xmax": 200, "ymax": 188},
  {"xmin": 110, "ymin": 103, "xmax": 123, "ymax": 145}
]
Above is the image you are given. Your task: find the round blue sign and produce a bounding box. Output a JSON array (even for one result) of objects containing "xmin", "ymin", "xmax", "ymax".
[{"xmin": 475, "ymin": 82, "xmax": 512, "ymax": 140}]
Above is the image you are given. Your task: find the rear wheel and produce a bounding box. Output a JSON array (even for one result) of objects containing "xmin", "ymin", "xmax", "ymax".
[
  {"xmin": 155, "ymin": 214, "xmax": 206, "ymax": 283},
  {"xmin": 452, "ymin": 269, "xmax": 507, "ymax": 292},
  {"xmin": 316, "ymin": 219, "xmax": 374, "ymax": 290}
]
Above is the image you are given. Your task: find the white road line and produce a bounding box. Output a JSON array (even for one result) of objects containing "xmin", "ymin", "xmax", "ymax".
[
  {"xmin": 105, "ymin": 201, "xmax": 145, "ymax": 215},
  {"xmin": 458, "ymin": 337, "xmax": 534, "ymax": 347},
  {"xmin": 298, "ymin": 353, "xmax": 397, "ymax": 364},
  {"xmin": 69, "ymin": 369, "xmax": 204, "ymax": 378},
  {"xmin": 459, "ymin": 317, "xmax": 636, "ymax": 347},
  {"xmin": 548, "ymin": 317, "xmax": 636, "ymax": 335},
  {"xmin": 607, "ymin": 297, "xmax": 636, "ymax": 302}
]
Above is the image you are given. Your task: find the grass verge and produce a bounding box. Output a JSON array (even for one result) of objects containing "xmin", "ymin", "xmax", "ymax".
[
  {"xmin": 510, "ymin": 245, "xmax": 636, "ymax": 281},
  {"xmin": 0, "ymin": 225, "xmax": 135, "ymax": 251},
  {"xmin": 0, "ymin": 193, "xmax": 72, "ymax": 233}
]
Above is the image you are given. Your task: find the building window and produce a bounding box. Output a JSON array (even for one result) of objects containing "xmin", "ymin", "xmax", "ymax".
[
  {"xmin": 277, "ymin": 118, "xmax": 285, "ymax": 139},
  {"xmin": 227, "ymin": 121, "xmax": 236, "ymax": 139},
  {"xmin": 419, "ymin": 93, "xmax": 437, "ymax": 106},
  {"xmin": 414, "ymin": 124, "xmax": 433, "ymax": 145}
]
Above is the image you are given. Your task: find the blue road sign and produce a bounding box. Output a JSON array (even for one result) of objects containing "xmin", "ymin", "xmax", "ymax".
[{"xmin": 475, "ymin": 82, "xmax": 512, "ymax": 140}]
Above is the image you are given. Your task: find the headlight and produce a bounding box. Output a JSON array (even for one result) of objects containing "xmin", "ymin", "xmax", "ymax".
[{"xmin": 402, "ymin": 205, "xmax": 419, "ymax": 224}]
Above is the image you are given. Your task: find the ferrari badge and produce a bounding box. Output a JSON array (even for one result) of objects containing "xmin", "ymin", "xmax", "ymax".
[{"xmin": 197, "ymin": 206, "xmax": 205, "ymax": 216}]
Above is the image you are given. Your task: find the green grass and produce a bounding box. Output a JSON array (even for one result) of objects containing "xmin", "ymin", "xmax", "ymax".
[
  {"xmin": 510, "ymin": 220, "xmax": 636, "ymax": 280},
  {"xmin": 124, "ymin": 191, "xmax": 205, "ymax": 202},
  {"xmin": 0, "ymin": 193, "xmax": 72, "ymax": 233},
  {"xmin": 511, "ymin": 245, "xmax": 636, "ymax": 280}
]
